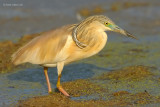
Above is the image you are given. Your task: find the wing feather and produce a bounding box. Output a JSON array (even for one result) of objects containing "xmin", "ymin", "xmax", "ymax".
[{"xmin": 12, "ymin": 25, "xmax": 75, "ymax": 65}]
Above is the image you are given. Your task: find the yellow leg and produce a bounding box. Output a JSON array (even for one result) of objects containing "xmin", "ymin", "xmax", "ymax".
[
  {"xmin": 56, "ymin": 62, "xmax": 69, "ymax": 97},
  {"xmin": 56, "ymin": 74, "xmax": 61, "ymax": 88},
  {"xmin": 44, "ymin": 67, "xmax": 52, "ymax": 93}
]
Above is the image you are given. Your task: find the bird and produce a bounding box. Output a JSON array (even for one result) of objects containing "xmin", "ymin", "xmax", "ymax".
[{"xmin": 12, "ymin": 15, "xmax": 137, "ymax": 97}]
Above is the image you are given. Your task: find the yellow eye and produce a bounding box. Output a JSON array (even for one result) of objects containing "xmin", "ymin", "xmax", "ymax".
[{"xmin": 105, "ymin": 22, "xmax": 109, "ymax": 25}]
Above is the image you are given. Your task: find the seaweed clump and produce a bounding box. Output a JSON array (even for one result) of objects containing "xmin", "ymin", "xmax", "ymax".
[
  {"xmin": 78, "ymin": 6, "xmax": 105, "ymax": 17},
  {"xmin": 62, "ymin": 79, "xmax": 107, "ymax": 97},
  {"xmin": 96, "ymin": 65, "xmax": 153, "ymax": 81},
  {"xmin": 111, "ymin": 91, "xmax": 160, "ymax": 105},
  {"xmin": 111, "ymin": 2, "xmax": 149, "ymax": 11}
]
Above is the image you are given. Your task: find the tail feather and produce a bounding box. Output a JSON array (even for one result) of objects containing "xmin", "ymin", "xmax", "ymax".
[
  {"xmin": 11, "ymin": 36, "xmax": 39, "ymax": 65},
  {"xmin": 11, "ymin": 45, "xmax": 28, "ymax": 65}
]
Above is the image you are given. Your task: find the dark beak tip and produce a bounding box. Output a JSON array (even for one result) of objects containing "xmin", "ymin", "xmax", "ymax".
[
  {"xmin": 132, "ymin": 36, "xmax": 138, "ymax": 40},
  {"xmin": 114, "ymin": 28, "xmax": 138, "ymax": 40},
  {"xmin": 126, "ymin": 31, "xmax": 138, "ymax": 40},
  {"xmin": 135, "ymin": 37, "xmax": 138, "ymax": 40}
]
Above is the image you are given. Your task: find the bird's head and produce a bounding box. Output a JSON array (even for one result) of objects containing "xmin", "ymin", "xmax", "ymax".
[
  {"xmin": 73, "ymin": 15, "xmax": 137, "ymax": 48},
  {"xmin": 91, "ymin": 15, "xmax": 137, "ymax": 39}
]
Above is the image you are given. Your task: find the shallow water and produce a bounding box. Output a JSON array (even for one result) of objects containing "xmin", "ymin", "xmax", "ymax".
[
  {"xmin": 0, "ymin": 63, "xmax": 110, "ymax": 106},
  {"xmin": 0, "ymin": 0, "xmax": 160, "ymax": 106}
]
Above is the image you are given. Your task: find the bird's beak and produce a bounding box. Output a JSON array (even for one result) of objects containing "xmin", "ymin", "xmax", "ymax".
[{"xmin": 111, "ymin": 25, "xmax": 138, "ymax": 40}]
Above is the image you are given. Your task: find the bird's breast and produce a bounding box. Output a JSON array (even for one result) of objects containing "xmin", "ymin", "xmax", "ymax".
[
  {"xmin": 83, "ymin": 31, "xmax": 107, "ymax": 57},
  {"xmin": 65, "ymin": 31, "xmax": 107, "ymax": 64}
]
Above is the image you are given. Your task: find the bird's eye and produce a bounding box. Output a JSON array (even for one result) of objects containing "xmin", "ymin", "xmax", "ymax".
[{"xmin": 105, "ymin": 22, "xmax": 108, "ymax": 25}]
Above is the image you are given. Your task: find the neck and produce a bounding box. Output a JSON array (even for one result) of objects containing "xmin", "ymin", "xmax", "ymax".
[{"xmin": 73, "ymin": 21, "xmax": 106, "ymax": 48}]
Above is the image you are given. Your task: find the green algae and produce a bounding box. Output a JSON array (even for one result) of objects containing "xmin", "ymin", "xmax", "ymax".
[
  {"xmin": 17, "ymin": 79, "xmax": 160, "ymax": 107},
  {"xmin": 62, "ymin": 79, "xmax": 107, "ymax": 97},
  {"xmin": 111, "ymin": 91, "xmax": 160, "ymax": 105},
  {"xmin": 95, "ymin": 65, "xmax": 153, "ymax": 81},
  {"xmin": 16, "ymin": 65, "xmax": 160, "ymax": 106},
  {"xmin": 13, "ymin": 61, "xmax": 160, "ymax": 106},
  {"xmin": 92, "ymin": 65, "xmax": 160, "ymax": 98},
  {"xmin": 82, "ymin": 41, "xmax": 160, "ymax": 69}
]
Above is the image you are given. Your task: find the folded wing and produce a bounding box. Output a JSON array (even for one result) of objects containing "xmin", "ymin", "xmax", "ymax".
[{"xmin": 12, "ymin": 25, "xmax": 75, "ymax": 65}]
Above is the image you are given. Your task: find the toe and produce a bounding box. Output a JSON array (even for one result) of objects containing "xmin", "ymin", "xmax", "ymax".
[{"xmin": 58, "ymin": 86, "xmax": 70, "ymax": 97}]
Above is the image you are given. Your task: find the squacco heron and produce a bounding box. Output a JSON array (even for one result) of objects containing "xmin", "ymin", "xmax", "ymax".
[{"xmin": 12, "ymin": 15, "xmax": 137, "ymax": 97}]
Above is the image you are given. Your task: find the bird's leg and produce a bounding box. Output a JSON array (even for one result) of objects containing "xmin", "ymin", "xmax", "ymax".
[
  {"xmin": 44, "ymin": 67, "xmax": 52, "ymax": 93},
  {"xmin": 57, "ymin": 62, "xmax": 70, "ymax": 97}
]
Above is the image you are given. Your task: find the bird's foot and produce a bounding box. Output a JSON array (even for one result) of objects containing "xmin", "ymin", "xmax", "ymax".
[
  {"xmin": 57, "ymin": 86, "xmax": 70, "ymax": 97},
  {"xmin": 48, "ymin": 91, "xmax": 53, "ymax": 94}
]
